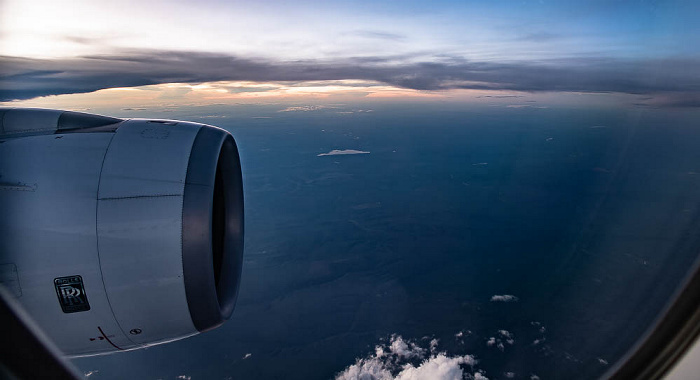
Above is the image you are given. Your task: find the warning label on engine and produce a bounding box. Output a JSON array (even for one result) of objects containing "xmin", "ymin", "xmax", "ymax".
[{"xmin": 54, "ymin": 275, "xmax": 90, "ymax": 313}]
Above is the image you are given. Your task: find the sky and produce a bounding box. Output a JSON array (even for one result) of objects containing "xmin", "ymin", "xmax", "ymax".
[{"xmin": 1, "ymin": 0, "xmax": 700, "ymax": 109}]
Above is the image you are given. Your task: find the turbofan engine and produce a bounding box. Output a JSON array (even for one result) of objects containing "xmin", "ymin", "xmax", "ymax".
[{"xmin": 0, "ymin": 108, "xmax": 244, "ymax": 356}]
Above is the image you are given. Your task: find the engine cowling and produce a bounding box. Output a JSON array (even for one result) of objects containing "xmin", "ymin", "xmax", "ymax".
[{"xmin": 0, "ymin": 108, "xmax": 244, "ymax": 357}]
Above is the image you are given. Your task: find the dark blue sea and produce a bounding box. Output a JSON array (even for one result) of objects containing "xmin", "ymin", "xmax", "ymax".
[{"xmin": 74, "ymin": 103, "xmax": 700, "ymax": 379}]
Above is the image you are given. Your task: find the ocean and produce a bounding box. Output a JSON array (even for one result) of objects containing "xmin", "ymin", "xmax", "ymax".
[{"xmin": 74, "ymin": 103, "xmax": 700, "ymax": 379}]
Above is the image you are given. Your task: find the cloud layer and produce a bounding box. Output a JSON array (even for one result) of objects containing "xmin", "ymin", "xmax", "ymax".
[
  {"xmin": 490, "ymin": 295, "xmax": 519, "ymax": 302},
  {"xmin": 318, "ymin": 149, "xmax": 371, "ymax": 157},
  {"xmin": 2, "ymin": 50, "xmax": 700, "ymax": 102},
  {"xmin": 335, "ymin": 335, "xmax": 483, "ymax": 380}
]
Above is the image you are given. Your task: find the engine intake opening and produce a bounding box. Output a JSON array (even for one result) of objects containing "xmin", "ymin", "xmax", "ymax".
[
  {"xmin": 212, "ymin": 162, "xmax": 226, "ymax": 295},
  {"xmin": 182, "ymin": 125, "xmax": 244, "ymax": 332},
  {"xmin": 212, "ymin": 135, "xmax": 244, "ymax": 319}
]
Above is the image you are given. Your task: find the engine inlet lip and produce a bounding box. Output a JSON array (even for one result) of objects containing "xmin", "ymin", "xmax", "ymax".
[
  {"xmin": 182, "ymin": 125, "xmax": 244, "ymax": 332},
  {"xmin": 212, "ymin": 134, "xmax": 244, "ymax": 319}
]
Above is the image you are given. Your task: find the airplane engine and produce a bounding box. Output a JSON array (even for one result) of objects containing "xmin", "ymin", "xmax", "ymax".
[{"xmin": 0, "ymin": 108, "xmax": 244, "ymax": 356}]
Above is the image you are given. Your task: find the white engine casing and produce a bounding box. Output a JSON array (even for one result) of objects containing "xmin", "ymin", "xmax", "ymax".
[{"xmin": 0, "ymin": 108, "xmax": 244, "ymax": 357}]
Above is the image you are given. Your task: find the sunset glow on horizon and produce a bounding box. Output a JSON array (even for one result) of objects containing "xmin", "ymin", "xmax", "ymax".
[
  {"xmin": 2, "ymin": 0, "xmax": 699, "ymax": 109},
  {"xmin": 1, "ymin": 78, "xmax": 644, "ymax": 117}
]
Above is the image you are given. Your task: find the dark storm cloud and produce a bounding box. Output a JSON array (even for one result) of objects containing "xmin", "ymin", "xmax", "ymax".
[{"xmin": 1, "ymin": 50, "xmax": 700, "ymax": 103}]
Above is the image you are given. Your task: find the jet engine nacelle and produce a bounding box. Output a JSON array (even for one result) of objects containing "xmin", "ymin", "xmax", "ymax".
[{"xmin": 0, "ymin": 108, "xmax": 244, "ymax": 357}]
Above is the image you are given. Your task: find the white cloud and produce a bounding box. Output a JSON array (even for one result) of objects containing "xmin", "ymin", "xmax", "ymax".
[
  {"xmin": 395, "ymin": 354, "xmax": 475, "ymax": 380},
  {"xmin": 504, "ymin": 372, "xmax": 515, "ymax": 378},
  {"xmin": 498, "ymin": 330, "xmax": 512, "ymax": 339},
  {"xmin": 337, "ymin": 357, "xmax": 394, "ymax": 380},
  {"xmin": 337, "ymin": 109, "xmax": 374, "ymax": 114},
  {"xmin": 84, "ymin": 371, "xmax": 99, "ymax": 377},
  {"xmin": 430, "ymin": 339, "xmax": 439, "ymax": 353},
  {"xmin": 487, "ymin": 330, "xmax": 514, "ymax": 351},
  {"xmin": 335, "ymin": 335, "xmax": 480, "ymax": 380},
  {"xmin": 390, "ymin": 335, "xmax": 425, "ymax": 359},
  {"xmin": 337, "ymin": 354, "xmax": 477, "ymax": 380},
  {"xmin": 243, "ymin": 353, "xmax": 252, "ymax": 359},
  {"xmin": 318, "ymin": 149, "xmax": 370, "ymax": 156},
  {"xmin": 490, "ymin": 295, "xmax": 519, "ymax": 302},
  {"xmin": 278, "ymin": 105, "xmax": 331, "ymax": 112},
  {"xmin": 462, "ymin": 355, "xmax": 477, "ymax": 367}
]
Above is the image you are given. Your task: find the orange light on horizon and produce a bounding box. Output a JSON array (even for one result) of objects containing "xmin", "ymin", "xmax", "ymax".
[
  {"xmin": 0, "ymin": 80, "xmax": 460, "ymax": 109},
  {"xmin": 1, "ymin": 79, "xmax": 627, "ymax": 113}
]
